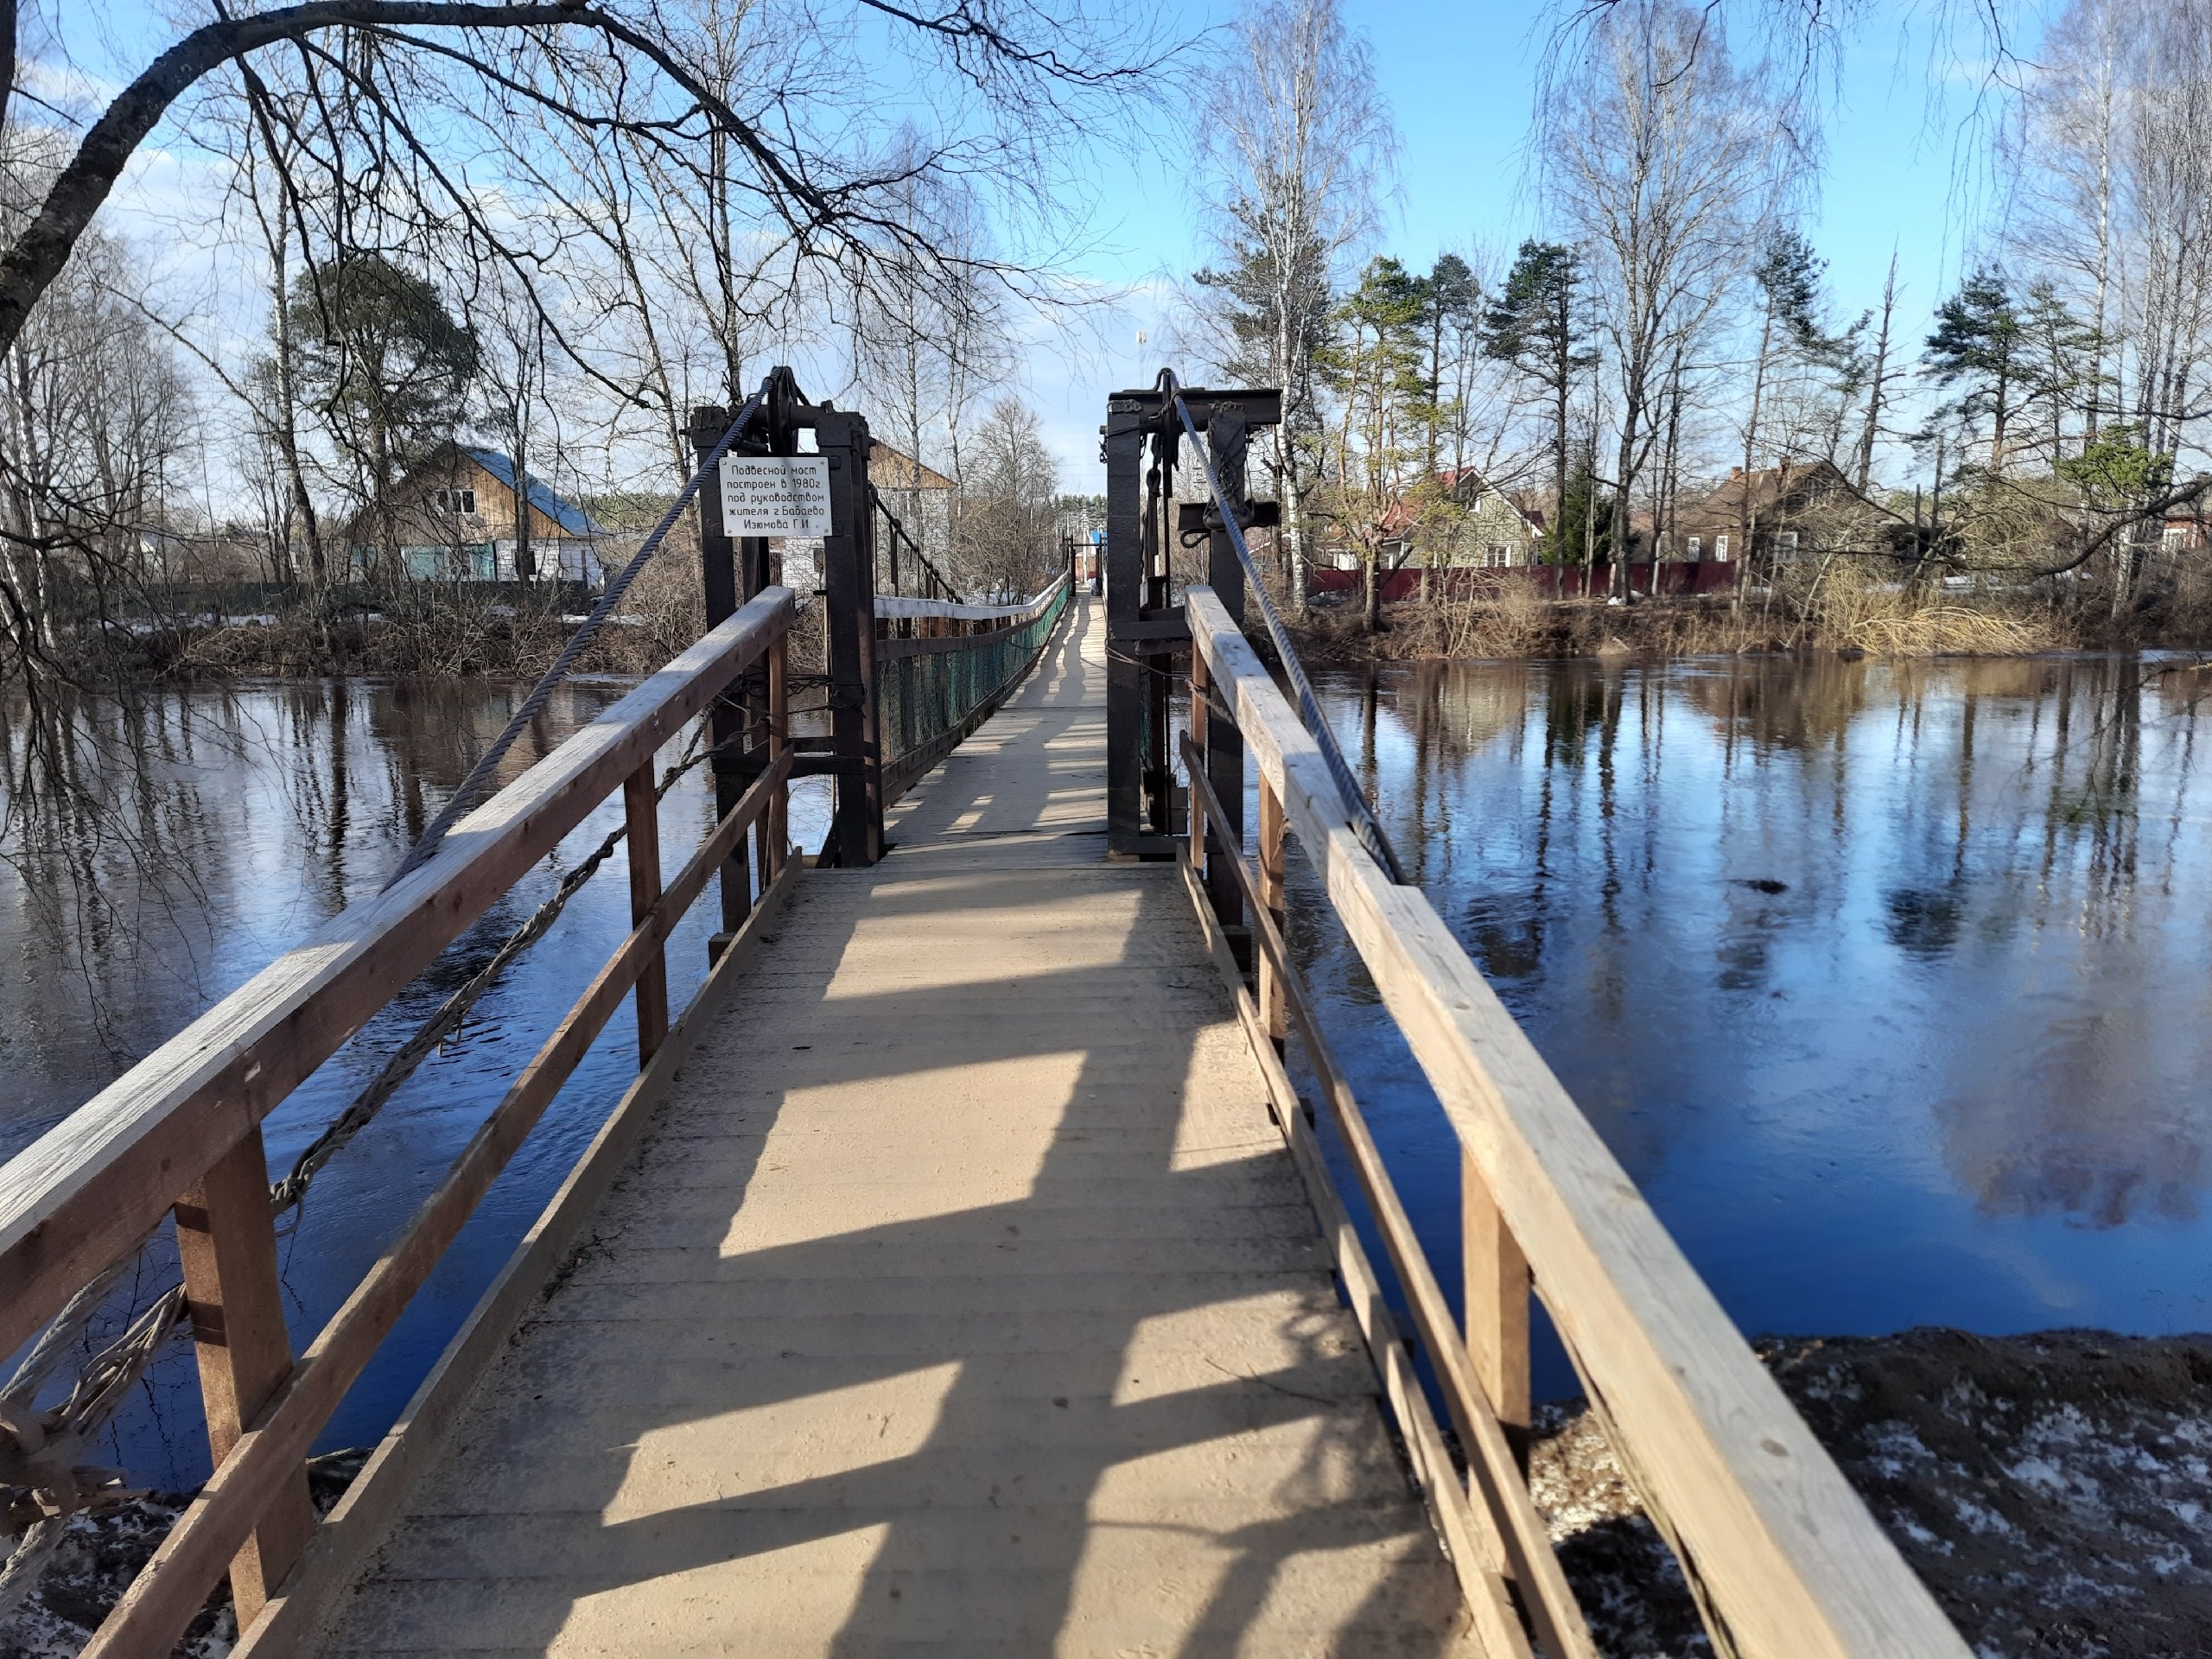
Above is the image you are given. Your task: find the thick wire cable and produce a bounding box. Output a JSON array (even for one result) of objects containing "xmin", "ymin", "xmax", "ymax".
[
  {"xmin": 0, "ymin": 397, "xmax": 776, "ymax": 1594},
  {"xmin": 1161, "ymin": 372, "xmax": 1411, "ymax": 885},
  {"xmin": 384, "ymin": 388, "xmax": 769, "ymax": 889},
  {"xmin": 869, "ymin": 486, "xmax": 960, "ymax": 601}
]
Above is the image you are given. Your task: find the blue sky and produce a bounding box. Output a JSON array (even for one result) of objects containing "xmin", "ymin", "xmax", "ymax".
[
  {"xmin": 1025, "ymin": 0, "xmax": 2016, "ymax": 485},
  {"xmin": 54, "ymin": 0, "xmax": 2023, "ymax": 492}
]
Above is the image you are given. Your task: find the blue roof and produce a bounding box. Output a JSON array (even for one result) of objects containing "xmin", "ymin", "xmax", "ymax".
[{"xmin": 461, "ymin": 447, "xmax": 607, "ymax": 537}]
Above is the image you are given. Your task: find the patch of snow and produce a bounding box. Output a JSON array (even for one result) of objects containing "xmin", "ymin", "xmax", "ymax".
[{"xmin": 1952, "ymin": 1497, "xmax": 2017, "ymax": 1536}]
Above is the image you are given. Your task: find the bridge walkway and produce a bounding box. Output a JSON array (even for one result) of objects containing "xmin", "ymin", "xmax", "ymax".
[{"xmin": 316, "ymin": 595, "xmax": 1482, "ymax": 1656}]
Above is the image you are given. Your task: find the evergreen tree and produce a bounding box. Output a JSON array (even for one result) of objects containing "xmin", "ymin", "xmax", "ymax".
[
  {"xmin": 2018, "ymin": 278, "xmax": 2105, "ymax": 463},
  {"xmin": 1738, "ymin": 228, "xmax": 1848, "ymax": 583},
  {"xmin": 1924, "ymin": 265, "xmax": 2028, "ymax": 472},
  {"xmin": 289, "ymin": 253, "xmax": 479, "ymax": 566},
  {"xmin": 1481, "ymin": 240, "xmax": 1594, "ymax": 563},
  {"xmin": 1320, "ymin": 256, "xmax": 1429, "ymax": 629},
  {"xmin": 1554, "ymin": 445, "xmax": 1614, "ymax": 573},
  {"xmin": 1754, "ymin": 230, "xmax": 1828, "ymax": 355},
  {"xmin": 1192, "ymin": 214, "xmax": 1335, "ymax": 595},
  {"xmin": 1418, "ymin": 253, "xmax": 1480, "ymax": 476}
]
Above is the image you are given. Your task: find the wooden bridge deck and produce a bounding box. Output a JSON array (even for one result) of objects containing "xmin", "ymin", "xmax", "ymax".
[{"xmin": 315, "ymin": 597, "xmax": 1481, "ymax": 1656}]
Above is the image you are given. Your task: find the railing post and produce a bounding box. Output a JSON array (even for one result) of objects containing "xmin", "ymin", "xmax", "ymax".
[
  {"xmin": 1463, "ymin": 1147, "xmax": 1532, "ymax": 1471},
  {"xmin": 1103, "ymin": 395, "xmax": 1149, "ymax": 855},
  {"xmin": 1189, "ymin": 647, "xmax": 1211, "ymax": 876},
  {"xmin": 622, "ymin": 760, "xmax": 668, "ymax": 1062},
  {"xmin": 1257, "ymin": 775, "xmax": 1287, "ymax": 1053},
  {"xmin": 1203, "ymin": 410, "xmax": 1249, "ymax": 953},
  {"xmin": 689, "ymin": 404, "xmax": 753, "ymax": 941},
  {"xmin": 174, "ymin": 1129, "xmax": 313, "ymax": 1624},
  {"xmin": 765, "ymin": 625, "xmax": 788, "ymax": 882},
  {"xmin": 817, "ymin": 407, "xmax": 883, "ymax": 866}
]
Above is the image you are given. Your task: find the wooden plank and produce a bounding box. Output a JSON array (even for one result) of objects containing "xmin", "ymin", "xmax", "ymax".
[
  {"xmin": 1465, "ymin": 1147, "xmax": 1532, "ymax": 1467},
  {"xmin": 622, "ymin": 763, "xmax": 669, "ymax": 1063},
  {"xmin": 83, "ymin": 755, "xmax": 794, "ymax": 1659},
  {"xmin": 172, "ymin": 1129, "xmax": 313, "ymax": 1624},
  {"xmin": 0, "ymin": 589, "xmax": 796, "ymax": 1362},
  {"xmin": 874, "ymin": 582, "xmax": 1063, "ymax": 625},
  {"xmin": 763, "ymin": 631, "xmax": 787, "ymax": 887},
  {"xmin": 1184, "ymin": 585, "xmax": 1971, "ymax": 1659},
  {"xmin": 1172, "ymin": 815, "xmax": 1595, "ymax": 1659},
  {"xmin": 1257, "ymin": 779, "xmax": 1287, "ymax": 1049},
  {"xmin": 232, "ymin": 856, "xmax": 802, "ymax": 1659},
  {"xmin": 295, "ymin": 595, "xmax": 1478, "ymax": 1659},
  {"xmin": 1174, "ymin": 852, "xmax": 1531, "ymax": 1659}
]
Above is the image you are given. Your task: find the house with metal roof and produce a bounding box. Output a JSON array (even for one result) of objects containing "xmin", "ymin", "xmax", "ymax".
[{"xmin": 342, "ymin": 441, "xmax": 610, "ymax": 583}]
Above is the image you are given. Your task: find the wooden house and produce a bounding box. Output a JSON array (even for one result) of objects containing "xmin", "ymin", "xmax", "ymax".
[
  {"xmin": 1675, "ymin": 459, "xmax": 1853, "ymax": 566},
  {"xmin": 1435, "ymin": 467, "xmax": 1546, "ymax": 567},
  {"xmin": 343, "ymin": 442, "xmax": 609, "ymax": 582}
]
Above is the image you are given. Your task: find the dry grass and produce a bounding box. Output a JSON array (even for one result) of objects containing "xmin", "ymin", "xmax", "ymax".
[
  {"xmin": 1843, "ymin": 607, "xmax": 2044, "ymax": 655},
  {"xmin": 114, "ymin": 531, "xmax": 835, "ymax": 685},
  {"xmin": 1286, "ymin": 564, "xmax": 2212, "ymax": 665}
]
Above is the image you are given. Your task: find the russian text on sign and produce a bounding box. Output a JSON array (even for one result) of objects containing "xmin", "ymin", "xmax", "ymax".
[{"xmin": 720, "ymin": 455, "xmax": 834, "ymax": 537}]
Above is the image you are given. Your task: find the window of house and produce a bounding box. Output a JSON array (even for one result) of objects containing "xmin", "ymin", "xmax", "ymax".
[
  {"xmin": 1687, "ymin": 535, "xmax": 1702, "ymax": 560},
  {"xmin": 1484, "ymin": 543, "xmax": 1511, "ymax": 568},
  {"xmin": 2163, "ymin": 524, "xmax": 2190, "ymax": 550},
  {"xmin": 1714, "ymin": 534, "xmax": 1730, "ymax": 562},
  {"xmin": 435, "ymin": 487, "xmax": 478, "ymax": 517},
  {"xmin": 1775, "ymin": 530, "xmax": 1800, "ymax": 560}
]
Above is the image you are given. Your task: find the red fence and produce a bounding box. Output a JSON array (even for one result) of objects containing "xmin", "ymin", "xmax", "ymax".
[{"xmin": 1307, "ymin": 562, "xmax": 1740, "ymax": 601}]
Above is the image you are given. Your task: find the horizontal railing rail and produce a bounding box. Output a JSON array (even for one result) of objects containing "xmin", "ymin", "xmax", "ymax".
[
  {"xmin": 874, "ymin": 588, "xmax": 1063, "ymax": 625},
  {"xmin": 1179, "ymin": 582, "xmax": 1972, "ymax": 1659},
  {"xmin": 876, "ymin": 571, "xmax": 1071, "ymax": 804},
  {"xmin": 0, "ymin": 587, "xmax": 800, "ymax": 1658}
]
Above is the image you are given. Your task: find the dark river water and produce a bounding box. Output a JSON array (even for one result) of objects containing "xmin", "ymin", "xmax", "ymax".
[
  {"xmin": 1300, "ymin": 652, "xmax": 2212, "ymax": 1400},
  {"xmin": 0, "ymin": 679, "xmax": 833, "ymax": 1491},
  {"xmin": 4, "ymin": 654, "xmax": 2207, "ymax": 1487}
]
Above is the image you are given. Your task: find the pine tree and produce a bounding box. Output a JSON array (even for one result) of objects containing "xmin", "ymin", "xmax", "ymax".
[
  {"xmin": 1924, "ymin": 265, "xmax": 2028, "ymax": 472},
  {"xmin": 1419, "ymin": 253, "xmax": 1480, "ymax": 477},
  {"xmin": 1481, "ymin": 240, "xmax": 1593, "ymax": 563},
  {"xmin": 1320, "ymin": 256, "xmax": 1429, "ymax": 629},
  {"xmin": 1738, "ymin": 229, "xmax": 1840, "ymax": 588}
]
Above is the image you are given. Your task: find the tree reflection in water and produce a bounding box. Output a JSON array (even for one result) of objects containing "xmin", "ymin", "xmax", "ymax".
[
  {"xmin": 0, "ymin": 678, "xmax": 835, "ymax": 1488},
  {"xmin": 1294, "ymin": 651, "xmax": 2212, "ymax": 1390}
]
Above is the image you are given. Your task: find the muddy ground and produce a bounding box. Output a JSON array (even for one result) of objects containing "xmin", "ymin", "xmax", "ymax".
[
  {"xmin": 0, "ymin": 1450, "xmax": 365, "ymax": 1659},
  {"xmin": 1534, "ymin": 1327, "xmax": 2212, "ymax": 1658},
  {"xmin": 5, "ymin": 1333, "xmax": 2206, "ymax": 1656}
]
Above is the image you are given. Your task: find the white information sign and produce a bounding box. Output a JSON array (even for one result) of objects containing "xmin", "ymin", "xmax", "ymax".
[{"xmin": 719, "ymin": 454, "xmax": 833, "ymax": 536}]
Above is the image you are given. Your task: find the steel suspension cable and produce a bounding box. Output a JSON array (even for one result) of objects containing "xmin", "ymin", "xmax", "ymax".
[
  {"xmin": 0, "ymin": 394, "xmax": 782, "ymax": 1599},
  {"xmin": 1162, "ymin": 372, "xmax": 1410, "ymax": 885},
  {"xmin": 384, "ymin": 386, "xmax": 769, "ymax": 889}
]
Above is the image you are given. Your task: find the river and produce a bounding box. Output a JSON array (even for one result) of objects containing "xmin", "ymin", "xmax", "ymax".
[
  {"xmin": 3, "ymin": 654, "xmax": 2206, "ymax": 1486},
  {"xmin": 1300, "ymin": 652, "xmax": 2212, "ymax": 1399},
  {"xmin": 0, "ymin": 679, "xmax": 832, "ymax": 1491}
]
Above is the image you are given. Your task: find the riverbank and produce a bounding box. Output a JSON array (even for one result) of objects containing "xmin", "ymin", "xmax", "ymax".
[
  {"xmin": 1283, "ymin": 584, "xmax": 2212, "ymax": 664},
  {"xmin": 4, "ymin": 1331, "xmax": 2198, "ymax": 1655},
  {"xmin": 1537, "ymin": 1327, "xmax": 2212, "ymax": 1657},
  {"xmin": 0, "ymin": 1450, "xmax": 365, "ymax": 1659},
  {"xmin": 71, "ymin": 572, "xmax": 832, "ymax": 687}
]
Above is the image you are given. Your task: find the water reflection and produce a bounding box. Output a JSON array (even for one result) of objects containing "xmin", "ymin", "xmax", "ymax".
[
  {"xmin": 1300, "ymin": 652, "xmax": 2212, "ymax": 1382},
  {"xmin": 0, "ymin": 678, "xmax": 831, "ymax": 1488}
]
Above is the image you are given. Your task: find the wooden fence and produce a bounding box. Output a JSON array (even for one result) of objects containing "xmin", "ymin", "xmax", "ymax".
[
  {"xmin": 874, "ymin": 574, "xmax": 1071, "ymax": 804},
  {"xmin": 1179, "ymin": 583, "xmax": 1972, "ymax": 1659},
  {"xmin": 0, "ymin": 588, "xmax": 800, "ymax": 1658}
]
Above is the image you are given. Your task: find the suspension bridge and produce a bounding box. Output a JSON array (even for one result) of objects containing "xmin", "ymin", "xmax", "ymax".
[{"xmin": 0, "ymin": 373, "xmax": 1970, "ymax": 1657}]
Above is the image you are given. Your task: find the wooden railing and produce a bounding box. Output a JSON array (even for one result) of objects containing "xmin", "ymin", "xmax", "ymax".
[
  {"xmin": 1178, "ymin": 585, "xmax": 1972, "ymax": 1659},
  {"xmin": 0, "ymin": 588, "xmax": 800, "ymax": 1658},
  {"xmin": 874, "ymin": 573, "xmax": 1072, "ymax": 803}
]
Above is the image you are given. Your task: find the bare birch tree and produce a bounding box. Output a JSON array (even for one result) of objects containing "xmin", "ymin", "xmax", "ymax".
[
  {"xmin": 1192, "ymin": 0, "xmax": 1395, "ymax": 614},
  {"xmin": 1542, "ymin": 0, "xmax": 1779, "ymax": 599}
]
